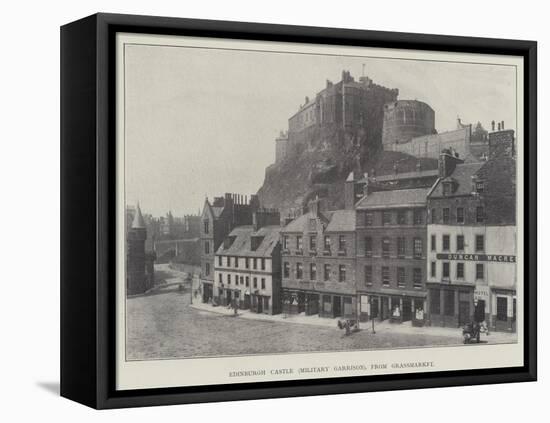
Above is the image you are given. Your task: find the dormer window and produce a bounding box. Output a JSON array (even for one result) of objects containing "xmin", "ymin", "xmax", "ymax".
[
  {"xmin": 476, "ymin": 181, "xmax": 485, "ymax": 193},
  {"xmin": 442, "ymin": 182, "xmax": 452, "ymax": 196}
]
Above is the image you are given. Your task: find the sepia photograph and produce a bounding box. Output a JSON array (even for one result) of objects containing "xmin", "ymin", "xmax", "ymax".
[{"xmin": 117, "ymin": 33, "xmax": 522, "ymax": 388}]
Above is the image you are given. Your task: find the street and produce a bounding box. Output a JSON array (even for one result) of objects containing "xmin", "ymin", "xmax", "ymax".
[{"xmin": 126, "ymin": 266, "xmax": 516, "ymax": 360}]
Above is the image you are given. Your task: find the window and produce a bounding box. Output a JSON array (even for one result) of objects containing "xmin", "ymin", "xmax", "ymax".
[
  {"xmin": 245, "ymin": 276, "xmax": 249, "ymax": 287},
  {"xmin": 456, "ymin": 207, "xmax": 464, "ymax": 223},
  {"xmin": 476, "ymin": 181, "xmax": 485, "ymax": 193},
  {"xmin": 365, "ymin": 212, "xmax": 374, "ymax": 226},
  {"xmin": 226, "ymin": 256, "xmax": 231, "ymax": 266},
  {"xmin": 261, "ymin": 278, "xmax": 266, "ymax": 290},
  {"xmin": 309, "ymin": 235, "xmax": 317, "ymax": 251},
  {"xmin": 430, "ymin": 289, "xmax": 441, "ymax": 314},
  {"xmin": 397, "ymin": 210, "xmax": 407, "ymax": 225},
  {"xmin": 413, "ymin": 268, "xmax": 422, "ymax": 289},
  {"xmin": 382, "ymin": 267, "xmax": 390, "ymax": 286},
  {"xmin": 324, "ymin": 264, "xmax": 331, "ymax": 281},
  {"xmin": 431, "ymin": 208, "xmax": 437, "ymax": 224},
  {"xmin": 443, "ymin": 208, "xmax": 450, "ymax": 223},
  {"xmin": 382, "ymin": 238, "xmax": 390, "ymax": 258},
  {"xmin": 475, "ymin": 235, "xmax": 484, "ymax": 252},
  {"xmin": 443, "ymin": 235, "xmax": 450, "ymax": 251},
  {"xmin": 456, "ymin": 262, "xmax": 465, "ymax": 279},
  {"xmin": 339, "ymin": 265, "xmax": 346, "ymax": 282},
  {"xmin": 240, "ymin": 276, "xmax": 244, "ymax": 285},
  {"xmin": 382, "ymin": 211, "xmax": 392, "ymax": 225},
  {"xmin": 497, "ymin": 297, "xmax": 508, "ymax": 321},
  {"xmin": 283, "ymin": 262, "xmax": 289, "ymax": 278},
  {"xmin": 442, "ymin": 262, "xmax": 450, "ymax": 278},
  {"xmin": 397, "ymin": 267, "xmax": 406, "ymax": 288},
  {"xmin": 218, "ymin": 256, "xmax": 222, "ymax": 266},
  {"xmin": 365, "ymin": 237, "xmax": 372, "ymax": 257},
  {"xmin": 205, "ymin": 263, "xmax": 210, "ymax": 276},
  {"xmin": 431, "ymin": 235, "xmax": 436, "ymax": 251},
  {"xmin": 365, "ymin": 265, "xmax": 372, "ymax": 286},
  {"xmin": 218, "ymin": 273, "xmax": 222, "ymax": 283},
  {"xmin": 430, "ymin": 261, "xmax": 436, "ymax": 278},
  {"xmin": 476, "ymin": 206, "xmax": 485, "ymax": 223},
  {"xmin": 397, "ymin": 237, "xmax": 406, "ymax": 258},
  {"xmin": 444, "ymin": 290, "xmax": 455, "ymax": 316},
  {"xmin": 324, "ymin": 235, "xmax": 331, "ymax": 251},
  {"xmin": 443, "ymin": 182, "xmax": 452, "ymax": 196},
  {"xmin": 204, "ymin": 241, "xmax": 210, "ymax": 254},
  {"xmin": 253, "ymin": 258, "xmax": 257, "ymax": 269},
  {"xmin": 310, "ymin": 263, "xmax": 317, "ymax": 281},
  {"xmin": 203, "ymin": 220, "xmax": 209, "ymax": 234},
  {"xmin": 296, "ymin": 263, "xmax": 303, "ymax": 279},
  {"xmin": 245, "ymin": 258, "xmax": 249, "ymax": 269},
  {"xmin": 414, "ymin": 209, "xmax": 423, "ymax": 225},
  {"xmin": 413, "ymin": 238, "xmax": 423, "ymax": 259},
  {"xmin": 283, "ymin": 235, "xmax": 289, "ymax": 250},
  {"xmin": 253, "ymin": 277, "xmax": 257, "ymax": 288},
  {"xmin": 296, "ymin": 236, "xmax": 303, "ymax": 251},
  {"xmin": 234, "ymin": 256, "xmax": 239, "ymax": 268},
  {"xmin": 457, "ymin": 235, "xmax": 465, "ymax": 252},
  {"xmin": 339, "ymin": 235, "xmax": 347, "ymax": 251},
  {"xmin": 261, "ymin": 258, "xmax": 265, "ymax": 270},
  {"xmin": 476, "ymin": 263, "xmax": 484, "ymax": 280},
  {"xmin": 227, "ymin": 274, "xmax": 231, "ymax": 284}
]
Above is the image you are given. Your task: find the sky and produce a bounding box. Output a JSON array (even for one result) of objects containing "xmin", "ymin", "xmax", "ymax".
[{"xmin": 124, "ymin": 43, "xmax": 517, "ymax": 217}]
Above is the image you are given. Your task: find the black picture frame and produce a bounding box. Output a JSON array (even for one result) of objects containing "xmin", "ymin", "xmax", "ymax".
[{"xmin": 60, "ymin": 12, "xmax": 537, "ymax": 409}]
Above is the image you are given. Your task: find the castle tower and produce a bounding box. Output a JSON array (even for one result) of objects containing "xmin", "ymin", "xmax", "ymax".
[
  {"xmin": 382, "ymin": 100, "xmax": 436, "ymax": 147},
  {"xmin": 127, "ymin": 203, "xmax": 147, "ymax": 295}
]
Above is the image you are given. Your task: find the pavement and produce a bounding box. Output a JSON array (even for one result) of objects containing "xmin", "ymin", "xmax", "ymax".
[{"xmin": 189, "ymin": 301, "xmax": 517, "ymax": 344}]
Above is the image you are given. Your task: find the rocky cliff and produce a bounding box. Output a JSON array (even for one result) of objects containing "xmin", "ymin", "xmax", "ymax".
[{"xmin": 257, "ymin": 124, "xmax": 438, "ymax": 215}]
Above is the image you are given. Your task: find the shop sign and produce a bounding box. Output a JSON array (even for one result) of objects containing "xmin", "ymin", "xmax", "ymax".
[{"xmin": 436, "ymin": 254, "xmax": 515, "ymax": 263}]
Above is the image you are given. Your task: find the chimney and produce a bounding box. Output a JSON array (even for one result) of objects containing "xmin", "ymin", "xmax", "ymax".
[
  {"xmin": 344, "ymin": 172, "xmax": 356, "ymax": 210},
  {"xmin": 497, "ymin": 122, "xmax": 501, "ymax": 131},
  {"xmin": 491, "ymin": 120, "xmax": 495, "ymax": 131},
  {"xmin": 309, "ymin": 196, "xmax": 321, "ymax": 217},
  {"xmin": 488, "ymin": 129, "xmax": 515, "ymax": 159},
  {"xmin": 438, "ymin": 150, "xmax": 464, "ymax": 178},
  {"xmin": 501, "ymin": 120, "xmax": 505, "ymax": 130},
  {"xmin": 253, "ymin": 209, "xmax": 281, "ymax": 232},
  {"xmin": 249, "ymin": 194, "xmax": 260, "ymax": 212}
]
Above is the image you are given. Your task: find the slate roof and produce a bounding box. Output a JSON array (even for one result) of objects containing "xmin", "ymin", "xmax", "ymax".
[
  {"xmin": 131, "ymin": 204, "xmax": 146, "ymax": 228},
  {"xmin": 429, "ymin": 162, "xmax": 485, "ymax": 198},
  {"xmin": 325, "ymin": 210, "xmax": 356, "ymax": 232},
  {"xmin": 280, "ymin": 211, "xmax": 331, "ymax": 233},
  {"xmin": 355, "ymin": 187, "xmax": 430, "ymax": 209},
  {"xmin": 216, "ymin": 225, "xmax": 281, "ymax": 258}
]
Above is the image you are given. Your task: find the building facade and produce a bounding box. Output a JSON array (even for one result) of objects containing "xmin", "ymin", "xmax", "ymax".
[
  {"xmin": 280, "ymin": 199, "xmax": 357, "ymax": 319},
  {"xmin": 213, "ymin": 210, "xmax": 282, "ymax": 314},
  {"xmin": 355, "ymin": 186, "xmax": 429, "ymax": 325},
  {"xmin": 426, "ymin": 130, "xmax": 516, "ymax": 331},
  {"xmin": 199, "ymin": 193, "xmax": 260, "ymax": 303}
]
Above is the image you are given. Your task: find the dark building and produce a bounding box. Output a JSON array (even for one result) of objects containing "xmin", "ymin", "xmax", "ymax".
[
  {"xmin": 126, "ymin": 204, "xmax": 155, "ymax": 295},
  {"xmin": 282, "ymin": 70, "xmax": 398, "ymax": 157},
  {"xmin": 382, "ymin": 100, "xmax": 436, "ymax": 147},
  {"xmin": 199, "ymin": 193, "xmax": 260, "ymax": 303},
  {"xmin": 354, "ymin": 184, "xmax": 429, "ymax": 325},
  {"xmin": 426, "ymin": 129, "xmax": 516, "ymax": 332},
  {"xmin": 280, "ymin": 199, "xmax": 357, "ymax": 319}
]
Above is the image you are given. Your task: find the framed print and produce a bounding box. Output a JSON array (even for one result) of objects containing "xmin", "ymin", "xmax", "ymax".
[{"xmin": 60, "ymin": 13, "xmax": 537, "ymax": 409}]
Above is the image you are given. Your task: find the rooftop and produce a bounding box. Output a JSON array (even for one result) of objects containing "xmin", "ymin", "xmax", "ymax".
[
  {"xmin": 356, "ymin": 187, "xmax": 431, "ymax": 209},
  {"xmin": 216, "ymin": 225, "xmax": 282, "ymax": 258}
]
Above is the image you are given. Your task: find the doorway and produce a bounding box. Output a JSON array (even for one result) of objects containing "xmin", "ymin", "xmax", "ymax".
[
  {"xmin": 458, "ymin": 300, "xmax": 470, "ymax": 326},
  {"xmin": 332, "ymin": 296, "xmax": 342, "ymax": 318},
  {"xmin": 402, "ymin": 298, "xmax": 412, "ymax": 322},
  {"xmin": 474, "ymin": 300, "xmax": 486, "ymax": 323}
]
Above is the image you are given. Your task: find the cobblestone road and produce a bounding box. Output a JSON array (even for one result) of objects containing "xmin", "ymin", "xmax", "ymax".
[{"xmin": 126, "ymin": 287, "xmax": 504, "ymax": 360}]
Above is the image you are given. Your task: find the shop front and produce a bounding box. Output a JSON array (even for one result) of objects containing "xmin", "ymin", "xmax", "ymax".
[
  {"xmin": 426, "ymin": 283, "xmax": 474, "ymax": 328},
  {"xmin": 359, "ymin": 291, "xmax": 426, "ymax": 325},
  {"xmin": 201, "ymin": 280, "xmax": 213, "ymax": 303}
]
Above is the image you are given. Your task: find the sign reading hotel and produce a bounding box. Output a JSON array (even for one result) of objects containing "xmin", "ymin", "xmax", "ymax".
[{"xmin": 436, "ymin": 254, "xmax": 516, "ymax": 263}]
